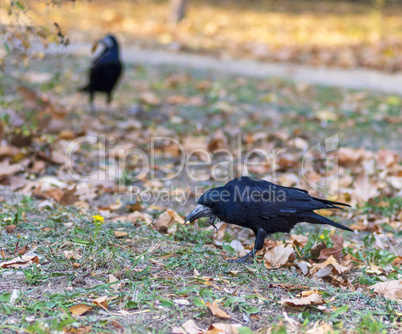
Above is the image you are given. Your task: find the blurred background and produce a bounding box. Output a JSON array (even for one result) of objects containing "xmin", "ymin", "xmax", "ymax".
[{"xmin": 3, "ymin": 0, "xmax": 402, "ymax": 71}]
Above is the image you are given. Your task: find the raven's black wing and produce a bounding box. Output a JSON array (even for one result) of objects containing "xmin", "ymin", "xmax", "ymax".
[
  {"xmin": 89, "ymin": 62, "xmax": 122, "ymax": 93},
  {"xmin": 225, "ymin": 176, "xmax": 346, "ymax": 219}
]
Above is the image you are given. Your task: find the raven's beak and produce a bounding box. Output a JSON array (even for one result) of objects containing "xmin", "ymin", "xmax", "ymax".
[
  {"xmin": 184, "ymin": 204, "xmax": 213, "ymax": 225},
  {"xmin": 91, "ymin": 40, "xmax": 100, "ymax": 53},
  {"xmin": 91, "ymin": 37, "xmax": 112, "ymax": 53}
]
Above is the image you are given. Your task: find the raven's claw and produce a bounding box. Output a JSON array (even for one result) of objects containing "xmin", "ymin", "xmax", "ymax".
[
  {"xmin": 227, "ymin": 251, "xmax": 254, "ymax": 263},
  {"xmin": 209, "ymin": 217, "xmax": 218, "ymax": 232}
]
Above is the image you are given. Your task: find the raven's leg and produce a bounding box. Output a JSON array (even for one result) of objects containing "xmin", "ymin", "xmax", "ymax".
[
  {"xmin": 89, "ymin": 92, "xmax": 95, "ymax": 114},
  {"xmin": 227, "ymin": 228, "xmax": 269, "ymax": 264},
  {"xmin": 106, "ymin": 93, "xmax": 112, "ymax": 107}
]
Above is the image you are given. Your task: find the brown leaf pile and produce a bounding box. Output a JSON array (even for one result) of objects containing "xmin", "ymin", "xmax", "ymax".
[{"xmin": 226, "ymin": 234, "xmax": 356, "ymax": 289}]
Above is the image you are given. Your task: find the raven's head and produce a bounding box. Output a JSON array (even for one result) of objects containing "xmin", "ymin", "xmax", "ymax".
[
  {"xmin": 185, "ymin": 188, "xmax": 225, "ymax": 229},
  {"xmin": 100, "ymin": 35, "xmax": 119, "ymax": 49},
  {"xmin": 92, "ymin": 34, "xmax": 119, "ymax": 53}
]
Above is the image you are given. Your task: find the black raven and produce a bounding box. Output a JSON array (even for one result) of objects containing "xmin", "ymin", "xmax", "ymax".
[
  {"xmin": 80, "ymin": 34, "xmax": 123, "ymax": 112},
  {"xmin": 185, "ymin": 176, "xmax": 352, "ymax": 263}
]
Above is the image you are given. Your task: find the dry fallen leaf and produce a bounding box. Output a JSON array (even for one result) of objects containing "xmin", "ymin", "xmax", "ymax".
[
  {"xmin": 10, "ymin": 289, "xmax": 20, "ymax": 305},
  {"xmin": 113, "ymin": 211, "xmax": 153, "ymax": 225},
  {"xmin": 264, "ymin": 245, "xmax": 295, "ymax": 268},
  {"xmin": 108, "ymin": 274, "xmax": 120, "ymax": 290},
  {"xmin": 64, "ymin": 250, "xmax": 82, "ymax": 260},
  {"xmin": 311, "ymin": 255, "xmax": 350, "ymax": 278},
  {"xmin": 352, "ymin": 173, "xmax": 379, "ymax": 206},
  {"xmin": 114, "ymin": 231, "xmax": 128, "ymax": 238},
  {"xmin": 365, "ymin": 263, "xmax": 383, "ymax": 275},
  {"xmin": 318, "ymin": 235, "xmax": 344, "ymax": 260},
  {"xmin": 0, "ymin": 146, "xmax": 20, "ymax": 158},
  {"xmin": 182, "ymin": 136, "xmax": 209, "ymax": 161},
  {"xmin": 93, "ymin": 296, "xmax": 108, "ymax": 310},
  {"xmin": 64, "ymin": 325, "xmax": 92, "ymax": 334},
  {"xmin": 5, "ymin": 225, "xmax": 16, "ymax": 234},
  {"xmin": 297, "ymin": 261, "xmax": 311, "ymax": 276},
  {"xmin": 372, "ymin": 280, "xmax": 402, "ymax": 301},
  {"xmin": 0, "ymin": 160, "xmax": 22, "ymax": 180},
  {"xmin": 172, "ymin": 319, "xmax": 204, "ymax": 334},
  {"xmin": 140, "ymin": 91, "xmax": 160, "ymax": 105},
  {"xmin": 194, "ymin": 268, "xmax": 201, "ymax": 277},
  {"xmin": 69, "ymin": 304, "xmax": 93, "ymax": 316},
  {"xmin": 281, "ymin": 293, "xmax": 325, "ymax": 307},
  {"xmin": 289, "ymin": 234, "xmax": 309, "ymax": 247},
  {"xmin": 208, "ymin": 129, "xmax": 228, "ymax": 151},
  {"xmin": 111, "ymin": 321, "xmax": 124, "ymax": 330},
  {"xmin": 154, "ymin": 210, "xmax": 184, "ymax": 233},
  {"xmin": 37, "ymin": 150, "xmax": 65, "ymax": 165},
  {"xmin": 316, "ymin": 110, "xmax": 339, "ymax": 122},
  {"xmin": 59, "ymin": 186, "xmax": 79, "ymax": 205},
  {"xmin": 74, "ymin": 201, "xmax": 90, "ymax": 210},
  {"xmin": 206, "ymin": 323, "xmax": 242, "ymax": 334},
  {"xmin": 99, "ymin": 199, "xmax": 123, "ymax": 212},
  {"xmin": 301, "ymin": 290, "xmax": 321, "ymax": 297},
  {"xmin": 306, "ymin": 321, "xmax": 335, "ymax": 334},
  {"xmin": 58, "ymin": 130, "xmax": 76, "ymax": 140},
  {"xmin": 16, "ymin": 244, "xmax": 29, "ymax": 255},
  {"xmin": 338, "ymin": 147, "xmax": 368, "ymax": 167},
  {"xmin": 167, "ymin": 209, "xmax": 185, "ymax": 224},
  {"xmin": 75, "ymin": 182, "xmax": 99, "ymax": 202},
  {"xmin": 0, "ymin": 254, "xmax": 39, "ymax": 268},
  {"xmin": 206, "ymin": 301, "xmax": 231, "ymax": 319}
]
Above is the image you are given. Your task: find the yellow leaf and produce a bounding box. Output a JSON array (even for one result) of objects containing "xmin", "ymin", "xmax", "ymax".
[
  {"xmin": 114, "ymin": 231, "xmax": 128, "ymax": 238},
  {"xmin": 301, "ymin": 290, "xmax": 320, "ymax": 297},
  {"xmin": 167, "ymin": 209, "xmax": 185, "ymax": 225},
  {"xmin": 69, "ymin": 304, "xmax": 93, "ymax": 316}
]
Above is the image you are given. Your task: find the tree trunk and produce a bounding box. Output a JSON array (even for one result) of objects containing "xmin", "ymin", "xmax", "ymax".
[{"xmin": 170, "ymin": 0, "xmax": 187, "ymax": 24}]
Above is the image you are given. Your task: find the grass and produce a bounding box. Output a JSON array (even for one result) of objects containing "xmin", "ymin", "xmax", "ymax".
[
  {"xmin": 3, "ymin": 54, "xmax": 401, "ymax": 151},
  {"xmin": 0, "ymin": 195, "xmax": 400, "ymax": 333},
  {"xmin": 0, "ymin": 54, "xmax": 401, "ymax": 332}
]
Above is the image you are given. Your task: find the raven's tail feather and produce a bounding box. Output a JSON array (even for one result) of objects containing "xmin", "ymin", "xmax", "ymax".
[
  {"xmin": 328, "ymin": 204, "xmax": 347, "ymax": 211},
  {"xmin": 314, "ymin": 197, "xmax": 351, "ymax": 208},
  {"xmin": 298, "ymin": 212, "xmax": 353, "ymax": 232}
]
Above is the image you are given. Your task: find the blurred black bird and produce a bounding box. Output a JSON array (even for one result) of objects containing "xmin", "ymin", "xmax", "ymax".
[
  {"xmin": 80, "ymin": 34, "xmax": 123, "ymax": 112},
  {"xmin": 185, "ymin": 176, "xmax": 352, "ymax": 263}
]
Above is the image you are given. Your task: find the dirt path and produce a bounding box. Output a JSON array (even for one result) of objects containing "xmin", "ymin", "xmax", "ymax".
[{"xmin": 45, "ymin": 42, "xmax": 402, "ymax": 95}]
